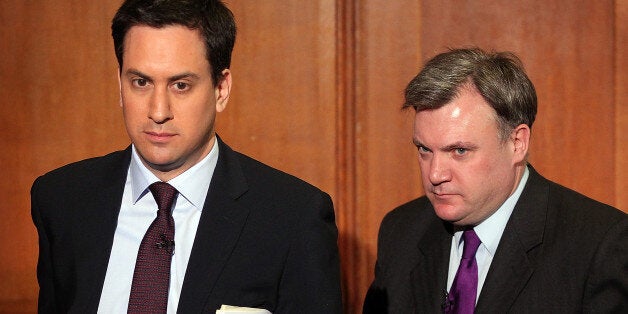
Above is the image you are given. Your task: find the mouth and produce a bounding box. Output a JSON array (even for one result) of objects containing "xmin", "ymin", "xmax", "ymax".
[
  {"xmin": 145, "ymin": 131, "xmax": 176, "ymax": 143},
  {"xmin": 431, "ymin": 191, "xmax": 457, "ymax": 199}
]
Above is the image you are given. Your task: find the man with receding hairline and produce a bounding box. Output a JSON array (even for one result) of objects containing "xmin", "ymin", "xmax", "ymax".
[{"xmin": 363, "ymin": 48, "xmax": 627, "ymax": 313}]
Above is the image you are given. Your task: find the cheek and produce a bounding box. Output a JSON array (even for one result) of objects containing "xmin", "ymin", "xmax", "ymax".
[
  {"xmin": 473, "ymin": 154, "xmax": 513, "ymax": 194},
  {"xmin": 418, "ymin": 159, "xmax": 430, "ymax": 180},
  {"xmin": 485, "ymin": 150, "xmax": 513, "ymax": 177},
  {"xmin": 174, "ymin": 102, "xmax": 216, "ymax": 132},
  {"xmin": 120, "ymin": 90, "xmax": 144, "ymax": 116},
  {"xmin": 192, "ymin": 100, "xmax": 216, "ymax": 121},
  {"xmin": 186, "ymin": 91, "xmax": 216, "ymax": 114},
  {"xmin": 121, "ymin": 103, "xmax": 144, "ymax": 124},
  {"xmin": 453, "ymin": 157, "xmax": 494, "ymax": 191}
]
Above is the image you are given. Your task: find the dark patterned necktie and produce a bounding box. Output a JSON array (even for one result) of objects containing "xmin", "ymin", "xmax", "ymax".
[
  {"xmin": 445, "ymin": 229, "xmax": 481, "ymax": 314},
  {"xmin": 128, "ymin": 182, "xmax": 177, "ymax": 313}
]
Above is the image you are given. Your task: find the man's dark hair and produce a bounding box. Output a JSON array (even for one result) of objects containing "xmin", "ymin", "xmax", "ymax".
[
  {"xmin": 404, "ymin": 48, "xmax": 537, "ymax": 140},
  {"xmin": 111, "ymin": 0, "xmax": 236, "ymax": 85}
]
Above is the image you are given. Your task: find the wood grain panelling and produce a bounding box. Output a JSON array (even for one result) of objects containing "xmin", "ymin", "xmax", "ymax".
[
  {"xmin": 616, "ymin": 0, "xmax": 628, "ymax": 211},
  {"xmin": 1, "ymin": 0, "xmax": 624, "ymax": 313},
  {"xmin": 348, "ymin": 1, "xmax": 424, "ymax": 312},
  {"xmin": 335, "ymin": 0, "xmax": 360, "ymax": 311},
  {"xmin": 0, "ymin": 1, "xmax": 122, "ymax": 312},
  {"xmin": 219, "ymin": 1, "xmax": 338, "ymax": 195}
]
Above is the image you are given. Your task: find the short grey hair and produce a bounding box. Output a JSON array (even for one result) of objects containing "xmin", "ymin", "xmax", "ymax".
[{"xmin": 404, "ymin": 48, "xmax": 537, "ymax": 140}]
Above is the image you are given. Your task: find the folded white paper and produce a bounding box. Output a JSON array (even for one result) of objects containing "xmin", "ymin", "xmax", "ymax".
[{"xmin": 216, "ymin": 305, "xmax": 272, "ymax": 314}]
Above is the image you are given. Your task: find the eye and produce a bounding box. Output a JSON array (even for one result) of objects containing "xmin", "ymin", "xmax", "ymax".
[
  {"xmin": 132, "ymin": 78, "xmax": 148, "ymax": 87},
  {"xmin": 173, "ymin": 82, "xmax": 190, "ymax": 91},
  {"xmin": 417, "ymin": 145, "xmax": 430, "ymax": 154},
  {"xmin": 454, "ymin": 148, "xmax": 467, "ymax": 155}
]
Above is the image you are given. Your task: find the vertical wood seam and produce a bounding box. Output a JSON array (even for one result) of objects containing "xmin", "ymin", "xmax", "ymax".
[{"xmin": 335, "ymin": 0, "xmax": 358, "ymax": 312}]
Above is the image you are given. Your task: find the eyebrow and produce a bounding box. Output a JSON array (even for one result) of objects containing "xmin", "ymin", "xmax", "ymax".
[
  {"xmin": 124, "ymin": 69, "xmax": 201, "ymax": 82},
  {"xmin": 412, "ymin": 139, "xmax": 477, "ymax": 151},
  {"xmin": 441, "ymin": 141, "xmax": 478, "ymax": 151}
]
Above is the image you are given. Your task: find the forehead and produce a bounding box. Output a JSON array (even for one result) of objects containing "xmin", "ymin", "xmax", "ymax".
[
  {"xmin": 413, "ymin": 86, "xmax": 499, "ymax": 145},
  {"xmin": 122, "ymin": 25, "xmax": 208, "ymax": 69}
]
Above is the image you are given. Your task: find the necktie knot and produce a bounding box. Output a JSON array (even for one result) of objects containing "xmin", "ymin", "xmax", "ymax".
[
  {"xmin": 461, "ymin": 229, "xmax": 481, "ymax": 260},
  {"xmin": 149, "ymin": 182, "xmax": 177, "ymax": 212}
]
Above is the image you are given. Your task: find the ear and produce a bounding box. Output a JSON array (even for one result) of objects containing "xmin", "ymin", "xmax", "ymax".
[
  {"xmin": 511, "ymin": 124, "xmax": 530, "ymax": 163},
  {"xmin": 215, "ymin": 69, "xmax": 232, "ymax": 113}
]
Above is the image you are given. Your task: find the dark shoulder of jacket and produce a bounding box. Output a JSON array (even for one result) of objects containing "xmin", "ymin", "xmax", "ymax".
[
  {"xmin": 545, "ymin": 178, "xmax": 626, "ymax": 227},
  {"xmin": 377, "ymin": 196, "xmax": 437, "ymax": 243},
  {"xmin": 231, "ymin": 148, "xmax": 328, "ymax": 197},
  {"xmin": 34, "ymin": 147, "xmax": 131, "ymax": 186},
  {"xmin": 383, "ymin": 197, "xmax": 432, "ymax": 225}
]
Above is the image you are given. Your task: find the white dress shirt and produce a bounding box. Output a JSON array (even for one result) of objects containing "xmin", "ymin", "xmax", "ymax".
[
  {"xmin": 98, "ymin": 140, "xmax": 219, "ymax": 313},
  {"xmin": 446, "ymin": 166, "xmax": 530, "ymax": 302}
]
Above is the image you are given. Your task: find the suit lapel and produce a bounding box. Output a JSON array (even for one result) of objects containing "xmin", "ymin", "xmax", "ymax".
[
  {"xmin": 411, "ymin": 204, "xmax": 453, "ymax": 312},
  {"xmin": 475, "ymin": 166, "xmax": 548, "ymax": 312},
  {"xmin": 178, "ymin": 138, "xmax": 250, "ymax": 313},
  {"xmin": 72, "ymin": 148, "xmax": 131, "ymax": 312}
]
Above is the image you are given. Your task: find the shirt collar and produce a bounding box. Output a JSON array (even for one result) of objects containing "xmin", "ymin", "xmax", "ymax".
[
  {"xmin": 129, "ymin": 138, "xmax": 220, "ymax": 211},
  {"xmin": 455, "ymin": 166, "xmax": 530, "ymax": 255}
]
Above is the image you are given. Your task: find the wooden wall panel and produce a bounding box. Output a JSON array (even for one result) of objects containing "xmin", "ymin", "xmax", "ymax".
[
  {"xmin": 616, "ymin": 0, "xmax": 628, "ymax": 211},
  {"xmin": 347, "ymin": 1, "xmax": 424, "ymax": 312},
  {"xmin": 0, "ymin": 1, "xmax": 122, "ymax": 312},
  {"xmin": 219, "ymin": 1, "xmax": 338, "ymax": 195},
  {"xmin": 1, "ymin": 0, "xmax": 624, "ymax": 313}
]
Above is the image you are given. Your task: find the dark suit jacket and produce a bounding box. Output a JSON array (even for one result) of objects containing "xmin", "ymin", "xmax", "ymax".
[
  {"xmin": 31, "ymin": 137, "xmax": 342, "ymax": 313},
  {"xmin": 364, "ymin": 167, "xmax": 627, "ymax": 313}
]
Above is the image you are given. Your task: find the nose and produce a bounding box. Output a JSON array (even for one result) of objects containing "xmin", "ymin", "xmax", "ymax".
[
  {"xmin": 428, "ymin": 154, "xmax": 451, "ymax": 186},
  {"xmin": 148, "ymin": 87, "xmax": 173, "ymax": 124}
]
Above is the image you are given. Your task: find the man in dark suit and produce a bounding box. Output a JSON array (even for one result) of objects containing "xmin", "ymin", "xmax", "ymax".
[
  {"xmin": 363, "ymin": 48, "xmax": 627, "ymax": 313},
  {"xmin": 31, "ymin": 0, "xmax": 342, "ymax": 313}
]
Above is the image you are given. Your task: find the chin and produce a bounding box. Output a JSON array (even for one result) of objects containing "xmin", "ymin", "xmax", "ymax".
[
  {"xmin": 137, "ymin": 151, "xmax": 177, "ymax": 169},
  {"xmin": 432, "ymin": 204, "xmax": 466, "ymax": 224}
]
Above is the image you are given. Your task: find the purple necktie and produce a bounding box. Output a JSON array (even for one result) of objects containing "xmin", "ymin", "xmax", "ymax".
[
  {"xmin": 446, "ymin": 229, "xmax": 481, "ymax": 314},
  {"xmin": 128, "ymin": 182, "xmax": 177, "ymax": 313}
]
